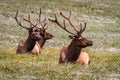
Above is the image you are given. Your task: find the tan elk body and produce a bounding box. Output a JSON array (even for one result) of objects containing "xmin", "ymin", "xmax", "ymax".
[
  {"xmin": 11, "ymin": 9, "xmax": 53, "ymax": 55},
  {"xmin": 49, "ymin": 11, "xmax": 93, "ymax": 65}
]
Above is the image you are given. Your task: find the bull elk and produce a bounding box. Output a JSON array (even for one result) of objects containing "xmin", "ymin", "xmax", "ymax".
[
  {"xmin": 11, "ymin": 9, "xmax": 53, "ymax": 55},
  {"xmin": 36, "ymin": 9, "xmax": 53, "ymax": 48},
  {"xmin": 49, "ymin": 11, "xmax": 93, "ymax": 65}
]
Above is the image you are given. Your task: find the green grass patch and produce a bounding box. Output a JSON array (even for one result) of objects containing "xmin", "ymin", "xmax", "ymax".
[
  {"xmin": 0, "ymin": 47, "xmax": 120, "ymax": 80},
  {"xmin": 0, "ymin": 0, "xmax": 120, "ymax": 80}
]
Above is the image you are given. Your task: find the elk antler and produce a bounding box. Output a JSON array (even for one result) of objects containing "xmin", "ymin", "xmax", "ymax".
[
  {"xmin": 79, "ymin": 22, "xmax": 86, "ymax": 34},
  {"xmin": 48, "ymin": 13, "xmax": 76, "ymax": 36},
  {"xmin": 37, "ymin": 8, "xmax": 48, "ymax": 30},
  {"xmin": 60, "ymin": 11, "xmax": 87, "ymax": 35},
  {"xmin": 60, "ymin": 11, "xmax": 80, "ymax": 33},
  {"xmin": 10, "ymin": 10, "xmax": 29, "ymax": 30},
  {"xmin": 49, "ymin": 11, "xmax": 87, "ymax": 36},
  {"xmin": 23, "ymin": 14, "xmax": 37, "ymax": 27}
]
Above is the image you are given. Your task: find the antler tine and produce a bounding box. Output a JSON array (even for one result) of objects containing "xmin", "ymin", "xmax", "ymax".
[
  {"xmin": 37, "ymin": 8, "xmax": 42, "ymax": 22},
  {"xmin": 49, "ymin": 13, "xmax": 76, "ymax": 35},
  {"xmin": 48, "ymin": 14, "xmax": 58, "ymax": 22},
  {"xmin": 43, "ymin": 24, "xmax": 48, "ymax": 30},
  {"xmin": 43, "ymin": 18, "xmax": 49, "ymax": 29},
  {"xmin": 36, "ymin": 8, "xmax": 49, "ymax": 30},
  {"xmin": 79, "ymin": 22, "xmax": 86, "ymax": 34},
  {"xmin": 81, "ymin": 22, "xmax": 86, "ymax": 33},
  {"xmin": 69, "ymin": 10, "xmax": 72, "ymax": 19},
  {"xmin": 77, "ymin": 19, "xmax": 80, "ymax": 27},
  {"xmin": 11, "ymin": 10, "xmax": 29, "ymax": 30},
  {"xmin": 79, "ymin": 23, "xmax": 83, "ymax": 34},
  {"xmin": 60, "ymin": 11, "xmax": 79, "ymax": 33},
  {"xmin": 37, "ymin": 17, "xmax": 48, "ymax": 28},
  {"xmin": 41, "ymin": 21, "xmax": 47, "ymax": 29},
  {"xmin": 42, "ymin": 17, "xmax": 48, "ymax": 28},
  {"xmin": 36, "ymin": 8, "xmax": 42, "ymax": 27},
  {"xmin": 23, "ymin": 14, "xmax": 35, "ymax": 27},
  {"xmin": 42, "ymin": 17, "xmax": 47, "ymax": 23}
]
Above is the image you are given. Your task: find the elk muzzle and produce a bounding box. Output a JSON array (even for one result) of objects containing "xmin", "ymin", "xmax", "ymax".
[{"xmin": 86, "ymin": 40, "xmax": 93, "ymax": 46}]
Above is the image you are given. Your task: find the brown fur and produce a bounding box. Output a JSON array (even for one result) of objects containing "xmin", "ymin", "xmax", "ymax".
[
  {"xmin": 59, "ymin": 39, "xmax": 92, "ymax": 65},
  {"xmin": 12, "ymin": 9, "xmax": 53, "ymax": 55},
  {"xmin": 31, "ymin": 41, "xmax": 42, "ymax": 55},
  {"xmin": 76, "ymin": 52, "xmax": 90, "ymax": 65},
  {"xmin": 49, "ymin": 11, "xmax": 93, "ymax": 65},
  {"xmin": 17, "ymin": 39, "xmax": 42, "ymax": 54},
  {"xmin": 16, "ymin": 30, "xmax": 53, "ymax": 55},
  {"xmin": 16, "ymin": 27, "xmax": 43, "ymax": 54}
]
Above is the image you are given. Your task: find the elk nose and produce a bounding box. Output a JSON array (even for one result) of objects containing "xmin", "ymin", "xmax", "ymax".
[
  {"xmin": 89, "ymin": 40, "xmax": 93, "ymax": 46},
  {"xmin": 86, "ymin": 40, "xmax": 93, "ymax": 46},
  {"xmin": 50, "ymin": 34, "xmax": 53, "ymax": 39}
]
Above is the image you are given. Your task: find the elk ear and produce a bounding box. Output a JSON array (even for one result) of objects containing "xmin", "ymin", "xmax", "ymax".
[{"xmin": 69, "ymin": 35, "xmax": 76, "ymax": 39}]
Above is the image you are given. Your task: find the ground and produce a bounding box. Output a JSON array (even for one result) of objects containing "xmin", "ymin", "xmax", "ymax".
[{"xmin": 0, "ymin": 0, "xmax": 120, "ymax": 80}]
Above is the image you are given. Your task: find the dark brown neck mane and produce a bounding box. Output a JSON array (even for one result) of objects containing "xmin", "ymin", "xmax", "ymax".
[
  {"xmin": 66, "ymin": 39, "xmax": 82, "ymax": 62},
  {"xmin": 25, "ymin": 35, "xmax": 36, "ymax": 52}
]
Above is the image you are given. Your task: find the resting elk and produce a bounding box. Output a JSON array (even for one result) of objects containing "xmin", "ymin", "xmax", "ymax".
[
  {"xmin": 36, "ymin": 9, "xmax": 53, "ymax": 49},
  {"xmin": 49, "ymin": 11, "xmax": 93, "ymax": 65},
  {"xmin": 11, "ymin": 9, "xmax": 53, "ymax": 55}
]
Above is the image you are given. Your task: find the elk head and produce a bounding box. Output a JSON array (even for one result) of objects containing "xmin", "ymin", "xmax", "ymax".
[
  {"xmin": 49, "ymin": 11, "xmax": 93, "ymax": 48},
  {"xmin": 11, "ymin": 10, "xmax": 43, "ymax": 41}
]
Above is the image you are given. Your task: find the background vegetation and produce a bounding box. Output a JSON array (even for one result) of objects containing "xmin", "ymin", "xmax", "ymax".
[{"xmin": 0, "ymin": 0, "xmax": 120, "ymax": 80}]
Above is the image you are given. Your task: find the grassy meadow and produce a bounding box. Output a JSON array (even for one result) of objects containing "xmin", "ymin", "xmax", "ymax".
[{"xmin": 0, "ymin": 0, "xmax": 120, "ymax": 80}]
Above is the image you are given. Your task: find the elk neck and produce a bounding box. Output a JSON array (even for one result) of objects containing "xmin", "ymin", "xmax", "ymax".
[
  {"xmin": 38, "ymin": 38, "xmax": 46, "ymax": 48},
  {"xmin": 67, "ymin": 39, "xmax": 82, "ymax": 62},
  {"xmin": 25, "ymin": 36, "xmax": 36, "ymax": 51}
]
